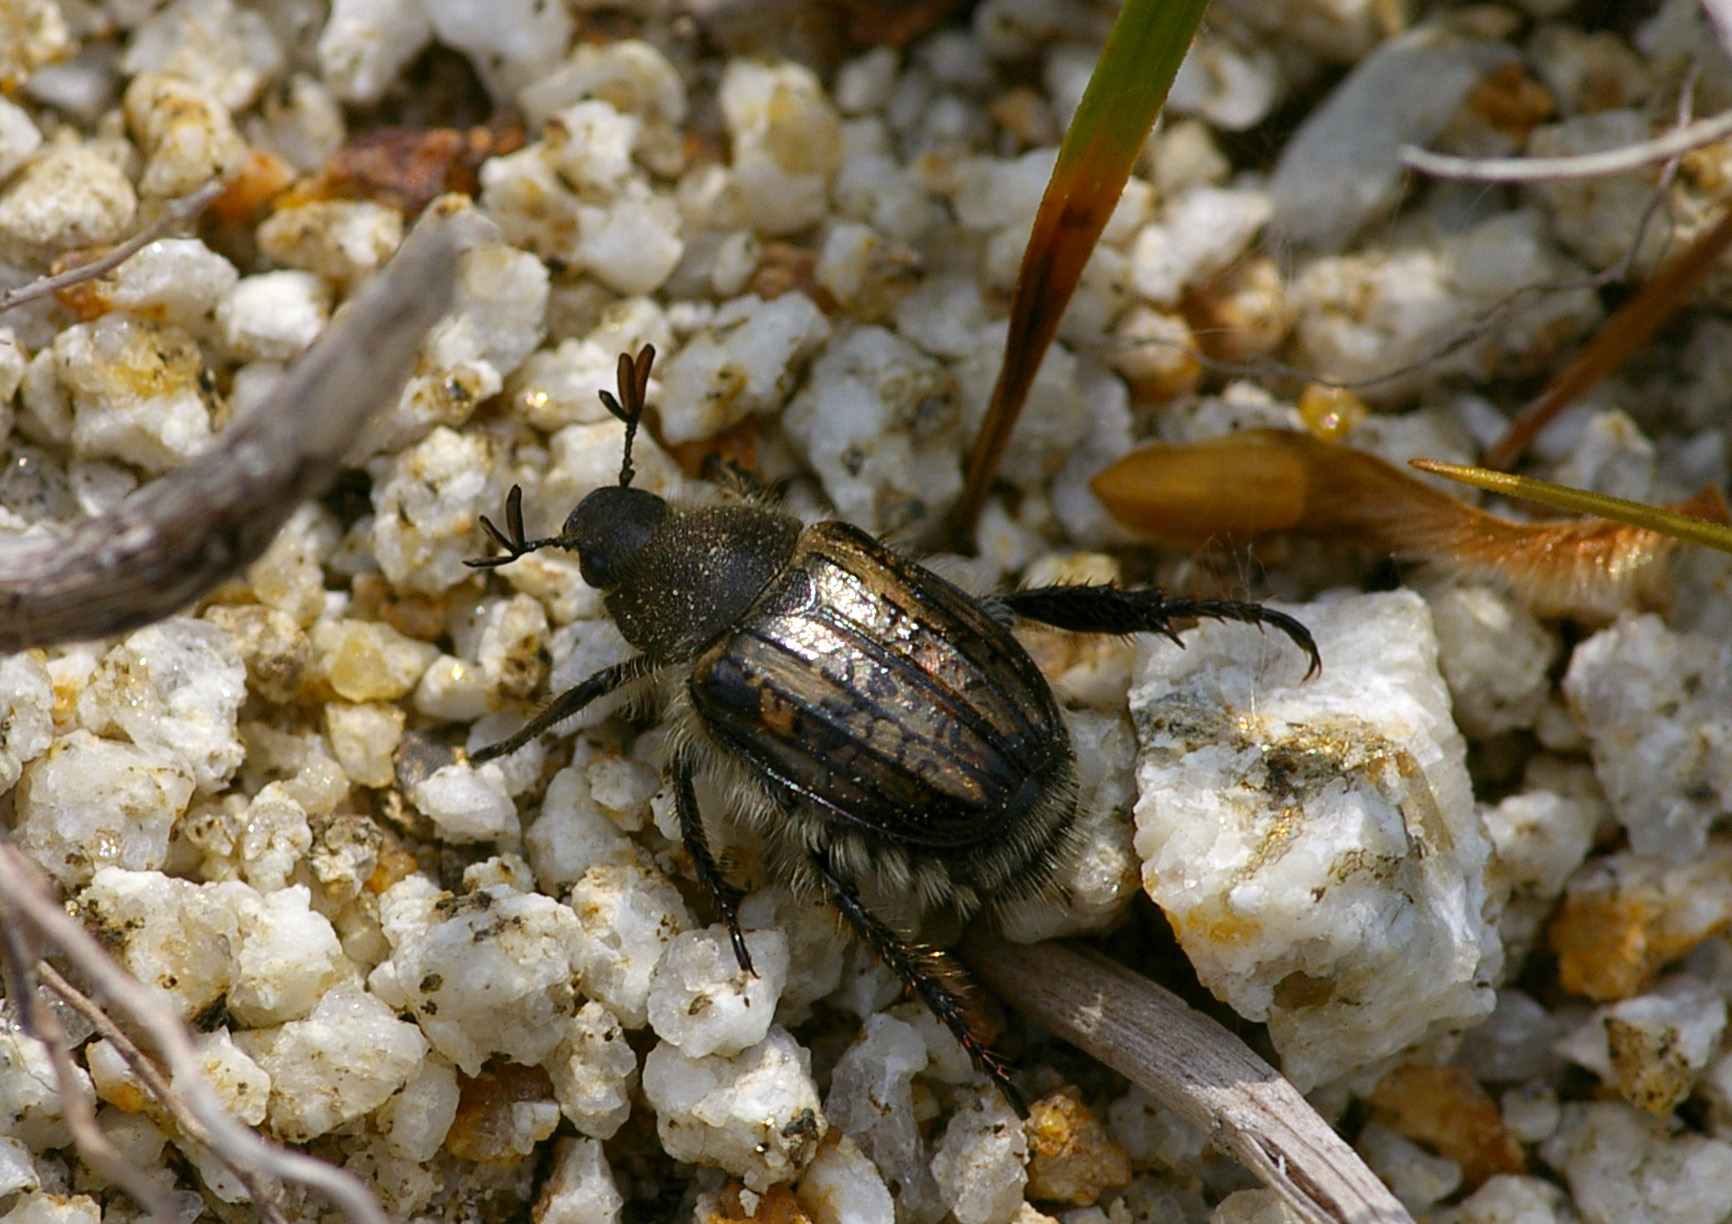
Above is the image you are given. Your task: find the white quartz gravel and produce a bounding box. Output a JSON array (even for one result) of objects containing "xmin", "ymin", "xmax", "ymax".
[{"xmin": 1, "ymin": 1, "xmax": 1729, "ymax": 1221}]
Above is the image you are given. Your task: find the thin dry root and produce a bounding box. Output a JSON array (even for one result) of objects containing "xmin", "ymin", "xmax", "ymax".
[{"xmin": 0, "ymin": 837, "xmax": 388, "ymax": 1224}]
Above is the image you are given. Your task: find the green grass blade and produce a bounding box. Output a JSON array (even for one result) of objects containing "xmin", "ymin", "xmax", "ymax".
[{"xmin": 951, "ymin": 0, "xmax": 1211, "ymax": 535}]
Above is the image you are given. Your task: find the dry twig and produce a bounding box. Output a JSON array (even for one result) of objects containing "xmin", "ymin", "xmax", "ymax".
[
  {"xmin": 0, "ymin": 838, "xmax": 389, "ymax": 1224},
  {"xmin": 0, "ymin": 179, "xmax": 228, "ymax": 314},
  {"xmin": 0, "ymin": 204, "xmax": 490, "ymax": 650},
  {"xmin": 963, "ymin": 934, "xmax": 1414, "ymax": 1224}
]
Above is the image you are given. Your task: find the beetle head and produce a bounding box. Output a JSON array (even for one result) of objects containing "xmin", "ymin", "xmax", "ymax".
[{"xmin": 562, "ymin": 485, "xmax": 669, "ymax": 590}]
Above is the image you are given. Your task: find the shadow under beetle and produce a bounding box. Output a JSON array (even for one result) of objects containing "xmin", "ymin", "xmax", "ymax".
[{"xmin": 468, "ymin": 346, "xmax": 1321, "ymax": 1111}]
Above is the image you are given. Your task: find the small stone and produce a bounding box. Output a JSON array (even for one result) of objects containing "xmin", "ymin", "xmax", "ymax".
[
  {"xmin": 1356, "ymin": 1122, "xmax": 1463, "ymax": 1215},
  {"xmin": 123, "ymin": 72, "xmax": 248, "ymax": 198},
  {"xmin": 795, "ymin": 1131, "xmax": 894, "ymax": 1224},
  {"xmin": 1562, "ymin": 614, "xmax": 1732, "ymax": 863},
  {"xmin": 421, "ymin": 0, "xmax": 570, "ymax": 102},
  {"xmin": 930, "ymin": 1088, "xmax": 1028, "ymax": 1224},
  {"xmin": 569, "ymin": 853, "xmax": 692, "ymax": 1029},
  {"xmin": 546, "ymin": 1001, "xmax": 637, "ymax": 1140},
  {"xmin": 313, "ymin": 618, "xmax": 439, "ymax": 702},
  {"xmin": 720, "ymin": 59, "xmax": 843, "ymax": 237},
  {"xmin": 1422, "ymin": 578, "xmax": 1559, "ymax": 739},
  {"xmin": 1555, "ymin": 976, "xmax": 1726, "ymax": 1116},
  {"xmin": 187, "ymin": 1029, "xmax": 272, "ymax": 1126},
  {"xmin": 77, "ymin": 869, "xmax": 242, "ymax": 1019},
  {"xmin": 388, "ymin": 884, "xmax": 580, "ymax": 1073},
  {"xmin": 1023, "ymin": 1087, "xmax": 1133, "ymax": 1206},
  {"xmin": 1130, "ymin": 590, "xmax": 1499, "ymax": 1089},
  {"xmin": 825, "ymin": 1014, "xmax": 939, "ymax": 1222},
  {"xmin": 1541, "ymin": 1101, "xmax": 1732, "ymax": 1224},
  {"xmin": 101, "ymin": 238, "xmax": 240, "ymax": 329},
  {"xmin": 55, "ymin": 315, "xmax": 211, "ymax": 474},
  {"xmin": 1430, "ymin": 1175, "xmax": 1573, "ymax": 1224},
  {"xmin": 782, "ymin": 322, "xmax": 961, "ymax": 535},
  {"xmin": 317, "ymin": 0, "xmax": 433, "ymax": 105},
  {"xmin": 217, "ymin": 270, "xmax": 331, "ymax": 363},
  {"xmin": 251, "ymin": 981, "xmax": 428, "ymax": 1142},
  {"xmin": 535, "ymin": 1136, "xmax": 624, "ymax": 1224},
  {"xmin": 443, "ymin": 1062, "xmax": 560, "ymax": 1164},
  {"xmin": 1128, "ymin": 186, "xmax": 1273, "ymax": 307},
  {"xmin": 647, "ymin": 927, "xmax": 789, "ymax": 1059},
  {"xmin": 323, "ymin": 702, "xmax": 405, "ymax": 789},
  {"xmin": 1366, "ymin": 1063, "xmax": 1524, "ymax": 1186},
  {"xmin": 16, "ymin": 735, "xmax": 194, "ymax": 885},
  {"xmin": 658, "ymin": 291, "xmax": 831, "ymax": 445},
  {"xmin": 0, "ymin": 651, "xmax": 53, "ymax": 791},
  {"xmin": 119, "ymin": 0, "xmax": 284, "ymax": 111},
  {"xmin": 1268, "ymin": 27, "xmax": 1517, "ymax": 250},
  {"xmin": 641, "ymin": 1027, "xmax": 826, "ymax": 1191},
  {"xmin": 380, "ymin": 1060, "xmax": 459, "ymax": 1162},
  {"xmin": 0, "ymin": 144, "xmax": 136, "ymax": 264},
  {"xmin": 255, "ymin": 200, "xmax": 404, "ymax": 286},
  {"xmin": 407, "ymin": 761, "xmax": 518, "ymax": 843}
]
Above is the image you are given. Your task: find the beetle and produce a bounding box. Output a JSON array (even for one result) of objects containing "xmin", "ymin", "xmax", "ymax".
[{"xmin": 467, "ymin": 346, "xmax": 1320, "ymax": 1109}]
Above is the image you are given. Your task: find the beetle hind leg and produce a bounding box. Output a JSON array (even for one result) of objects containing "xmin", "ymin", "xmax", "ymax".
[
  {"xmin": 998, "ymin": 584, "xmax": 1321, "ymax": 677},
  {"xmin": 813, "ymin": 854, "xmax": 1026, "ymax": 1116},
  {"xmin": 673, "ymin": 754, "xmax": 755, "ymax": 976}
]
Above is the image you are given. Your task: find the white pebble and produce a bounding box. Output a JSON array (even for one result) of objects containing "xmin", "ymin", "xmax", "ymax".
[
  {"xmin": 536, "ymin": 1136, "xmax": 624, "ymax": 1224},
  {"xmin": 250, "ymin": 982, "xmax": 427, "ymax": 1142},
  {"xmin": 408, "ymin": 761, "xmax": 518, "ymax": 842},
  {"xmin": 16, "ymin": 735, "xmax": 194, "ymax": 886},
  {"xmin": 218, "ymin": 271, "xmax": 331, "ymax": 363},
  {"xmin": 1541, "ymin": 1101, "xmax": 1732, "ymax": 1224},
  {"xmin": 795, "ymin": 1131, "xmax": 894, "ymax": 1224},
  {"xmin": 642, "ymin": 1027, "xmax": 826, "ymax": 1191},
  {"xmin": 368, "ymin": 426, "xmax": 497, "ymax": 593},
  {"xmin": 317, "ymin": 0, "xmax": 433, "ymax": 104},
  {"xmin": 1422, "ymin": 578, "xmax": 1560, "ymax": 739},
  {"xmin": 658, "ymin": 292, "xmax": 830, "ymax": 444},
  {"xmin": 0, "ymin": 652, "xmax": 52, "ymax": 791},
  {"xmin": 1127, "ymin": 186, "xmax": 1273, "ymax": 307},
  {"xmin": 382, "ymin": 1061, "xmax": 460, "ymax": 1162},
  {"xmin": 647, "ymin": 927, "xmax": 789, "ymax": 1059},
  {"xmin": 547, "ymin": 1001, "xmax": 638, "ymax": 1140},
  {"xmin": 0, "ymin": 144, "xmax": 135, "ymax": 262},
  {"xmin": 570, "ymin": 854, "xmax": 692, "ymax": 1029},
  {"xmin": 119, "ymin": 0, "xmax": 284, "ymax": 111},
  {"xmin": 256, "ymin": 200, "xmax": 405, "ymax": 286},
  {"xmin": 124, "ymin": 72, "xmax": 248, "ymax": 197},
  {"xmin": 720, "ymin": 59, "xmax": 843, "ymax": 236},
  {"xmin": 783, "ymin": 323, "xmax": 961, "ymax": 535},
  {"xmin": 105, "ymin": 238, "xmax": 240, "ymax": 328},
  {"xmin": 1130, "ymin": 591, "xmax": 1499, "ymax": 1090},
  {"xmin": 1268, "ymin": 27, "xmax": 1517, "ymax": 250},
  {"xmin": 1562, "ymin": 615, "xmax": 1732, "ymax": 863},
  {"xmin": 388, "ymin": 884, "xmax": 580, "ymax": 1073},
  {"xmin": 930, "ymin": 1088, "xmax": 1028, "ymax": 1224},
  {"xmin": 55, "ymin": 315, "xmax": 212, "ymax": 474},
  {"xmin": 421, "ymin": 0, "xmax": 569, "ymax": 101},
  {"xmin": 825, "ymin": 1014, "xmax": 941, "ymax": 1222}
]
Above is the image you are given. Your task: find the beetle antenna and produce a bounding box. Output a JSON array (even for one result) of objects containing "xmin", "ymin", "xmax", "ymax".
[{"xmin": 597, "ymin": 344, "xmax": 655, "ymax": 489}]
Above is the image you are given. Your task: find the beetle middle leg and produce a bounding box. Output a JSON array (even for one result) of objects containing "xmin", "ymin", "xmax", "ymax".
[
  {"xmin": 996, "ymin": 585, "xmax": 1321, "ymax": 677},
  {"xmin": 813, "ymin": 853, "xmax": 1026, "ymax": 1115},
  {"xmin": 672, "ymin": 753, "xmax": 755, "ymax": 976}
]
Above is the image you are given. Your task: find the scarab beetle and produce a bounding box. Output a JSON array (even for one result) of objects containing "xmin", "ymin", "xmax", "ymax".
[{"xmin": 468, "ymin": 346, "xmax": 1320, "ymax": 1108}]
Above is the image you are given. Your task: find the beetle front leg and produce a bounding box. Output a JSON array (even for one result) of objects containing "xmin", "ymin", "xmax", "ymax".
[
  {"xmin": 470, "ymin": 655, "xmax": 657, "ymax": 764},
  {"xmin": 997, "ymin": 585, "xmax": 1321, "ymax": 677},
  {"xmin": 813, "ymin": 855, "xmax": 1026, "ymax": 1116},
  {"xmin": 673, "ymin": 753, "xmax": 755, "ymax": 976}
]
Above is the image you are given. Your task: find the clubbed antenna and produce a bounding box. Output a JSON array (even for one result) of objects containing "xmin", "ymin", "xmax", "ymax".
[
  {"xmin": 597, "ymin": 344, "xmax": 654, "ymax": 489},
  {"xmin": 466, "ymin": 484, "xmax": 562, "ymax": 568}
]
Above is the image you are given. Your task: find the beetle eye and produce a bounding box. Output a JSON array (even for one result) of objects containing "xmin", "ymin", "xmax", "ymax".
[{"xmin": 563, "ymin": 486, "xmax": 668, "ymax": 589}]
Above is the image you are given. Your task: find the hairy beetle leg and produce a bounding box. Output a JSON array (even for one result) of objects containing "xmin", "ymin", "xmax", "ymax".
[
  {"xmin": 673, "ymin": 754, "xmax": 756, "ymax": 977},
  {"xmin": 814, "ymin": 855, "xmax": 1027, "ymax": 1117},
  {"xmin": 468, "ymin": 655, "xmax": 655, "ymax": 765},
  {"xmin": 998, "ymin": 585, "xmax": 1321, "ymax": 678}
]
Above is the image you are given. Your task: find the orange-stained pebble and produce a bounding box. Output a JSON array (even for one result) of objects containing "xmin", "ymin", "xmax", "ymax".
[
  {"xmin": 1549, "ymin": 844, "xmax": 1732, "ymax": 1002},
  {"xmin": 208, "ymin": 147, "xmax": 297, "ymax": 223},
  {"xmin": 704, "ymin": 1184, "xmax": 812, "ymax": 1224},
  {"xmin": 1181, "ymin": 254, "xmax": 1294, "ymax": 362},
  {"xmin": 1024, "ymin": 1086, "xmax": 1134, "ymax": 1206},
  {"xmin": 444, "ymin": 1062, "xmax": 560, "ymax": 1165},
  {"xmin": 1368, "ymin": 1064, "xmax": 1525, "ymax": 1188}
]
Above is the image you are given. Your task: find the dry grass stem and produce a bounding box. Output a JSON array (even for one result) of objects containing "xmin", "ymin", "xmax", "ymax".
[
  {"xmin": 964, "ymin": 934, "xmax": 1415, "ymax": 1224},
  {"xmin": 1401, "ymin": 107, "xmax": 1732, "ymax": 182},
  {"xmin": 0, "ymin": 179, "xmax": 228, "ymax": 315}
]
